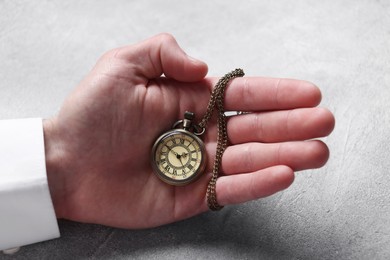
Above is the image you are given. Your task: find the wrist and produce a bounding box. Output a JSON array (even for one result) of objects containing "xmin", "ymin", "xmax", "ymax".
[{"xmin": 43, "ymin": 118, "xmax": 67, "ymax": 219}]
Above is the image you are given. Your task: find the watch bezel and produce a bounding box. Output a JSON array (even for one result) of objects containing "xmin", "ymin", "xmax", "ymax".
[{"xmin": 151, "ymin": 129, "xmax": 207, "ymax": 186}]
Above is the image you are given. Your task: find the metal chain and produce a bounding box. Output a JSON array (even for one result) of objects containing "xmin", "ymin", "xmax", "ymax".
[{"xmin": 198, "ymin": 68, "xmax": 245, "ymax": 211}]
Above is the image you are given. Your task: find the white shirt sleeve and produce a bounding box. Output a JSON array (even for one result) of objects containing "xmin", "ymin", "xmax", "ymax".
[{"xmin": 0, "ymin": 118, "xmax": 60, "ymax": 251}]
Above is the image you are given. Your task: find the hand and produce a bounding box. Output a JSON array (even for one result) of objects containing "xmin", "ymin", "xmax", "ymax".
[{"xmin": 44, "ymin": 33, "xmax": 334, "ymax": 229}]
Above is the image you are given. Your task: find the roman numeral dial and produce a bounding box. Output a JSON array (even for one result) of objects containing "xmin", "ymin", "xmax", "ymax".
[{"xmin": 152, "ymin": 129, "xmax": 206, "ymax": 186}]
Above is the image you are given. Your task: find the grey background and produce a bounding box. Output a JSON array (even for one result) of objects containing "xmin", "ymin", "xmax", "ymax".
[{"xmin": 1, "ymin": 0, "xmax": 389, "ymax": 259}]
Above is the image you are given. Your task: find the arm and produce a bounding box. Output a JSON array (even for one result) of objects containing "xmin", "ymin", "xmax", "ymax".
[
  {"xmin": 44, "ymin": 34, "xmax": 334, "ymax": 228},
  {"xmin": 1, "ymin": 33, "xmax": 334, "ymax": 250}
]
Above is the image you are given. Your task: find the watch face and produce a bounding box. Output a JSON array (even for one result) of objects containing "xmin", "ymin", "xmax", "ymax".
[{"xmin": 152, "ymin": 129, "xmax": 206, "ymax": 186}]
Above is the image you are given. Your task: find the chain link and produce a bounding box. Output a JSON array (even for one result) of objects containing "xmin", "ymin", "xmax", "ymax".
[{"xmin": 199, "ymin": 68, "xmax": 245, "ymax": 211}]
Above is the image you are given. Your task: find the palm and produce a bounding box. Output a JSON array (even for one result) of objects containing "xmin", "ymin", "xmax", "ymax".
[
  {"xmin": 46, "ymin": 34, "xmax": 334, "ymax": 229},
  {"xmin": 52, "ymin": 68, "xmax": 220, "ymax": 228}
]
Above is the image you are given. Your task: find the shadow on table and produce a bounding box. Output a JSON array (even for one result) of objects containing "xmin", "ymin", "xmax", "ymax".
[{"xmin": 8, "ymin": 200, "xmax": 345, "ymax": 260}]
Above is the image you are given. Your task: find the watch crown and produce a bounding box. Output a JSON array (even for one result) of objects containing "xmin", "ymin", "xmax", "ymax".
[
  {"xmin": 183, "ymin": 111, "xmax": 195, "ymax": 130},
  {"xmin": 184, "ymin": 111, "xmax": 194, "ymax": 120}
]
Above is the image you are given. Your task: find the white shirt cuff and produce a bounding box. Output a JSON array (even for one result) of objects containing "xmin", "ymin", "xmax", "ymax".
[{"xmin": 0, "ymin": 118, "xmax": 60, "ymax": 251}]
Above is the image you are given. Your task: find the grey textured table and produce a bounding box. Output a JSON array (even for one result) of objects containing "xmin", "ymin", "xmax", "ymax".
[{"xmin": 1, "ymin": 1, "xmax": 389, "ymax": 259}]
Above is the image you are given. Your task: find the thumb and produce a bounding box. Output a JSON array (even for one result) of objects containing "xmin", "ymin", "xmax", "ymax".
[{"xmin": 120, "ymin": 33, "xmax": 208, "ymax": 82}]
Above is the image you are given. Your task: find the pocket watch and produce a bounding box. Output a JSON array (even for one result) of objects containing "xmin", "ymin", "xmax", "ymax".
[
  {"xmin": 150, "ymin": 68, "xmax": 244, "ymax": 210},
  {"xmin": 151, "ymin": 111, "xmax": 206, "ymax": 186}
]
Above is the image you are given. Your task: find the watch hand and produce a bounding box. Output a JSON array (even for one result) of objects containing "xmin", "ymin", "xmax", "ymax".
[
  {"xmin": 170, "ymin": 149, "xmax": 185, "ymax": 168},
  {"xmin": 178, "ymin": 157, "xmax": 185, "ymax": 168},
  {"xmin": 170, "ymin": 150, "xmax": 181, "ymax": 158}
]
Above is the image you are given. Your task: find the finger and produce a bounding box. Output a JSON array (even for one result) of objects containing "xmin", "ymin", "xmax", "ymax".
[
  {"xmin": 118, "ymin": 33, "xmax": 208, "ymax": 82},
  {"xmin": 215, "ymin": 165, "xmax": 294, "ymax": 206},
  {"xmin": 222, "ymin": 140, "xmax": 329, "ymax": 175},
  {"xmin": 228, "ymin": 107, "xmax": 335, "ymax": 143},
  {"xmin": 204, "ymin": 77, "xmax": 322, "ymax": 111}
]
